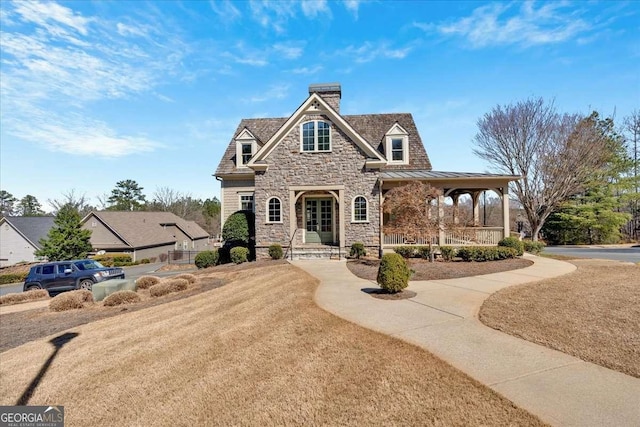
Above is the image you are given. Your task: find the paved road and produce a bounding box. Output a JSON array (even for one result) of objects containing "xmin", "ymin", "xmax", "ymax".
[
  {"xmin": 543, "ymin": 246, "xmax": 640, "ymax": 263},
  {"xmin": 0, "ymin": 263, "xmax": 195, "ymax": 296}
]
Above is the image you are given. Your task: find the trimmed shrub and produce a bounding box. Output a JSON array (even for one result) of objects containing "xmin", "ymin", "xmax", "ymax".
[
  {"xmin": 523, "ymin": 240, "xmax": 545, "ymax": 255},
  {"xmin": 149, "ymin": 279, "xmax": 189, "ymax": 297},
  {"xmin": 349, "ymin": 242, "xmax": 366, "ymax": 259},
  {"xmin": 417, "ymin": 246, "xmax": 432, "ymax": 260},
  {"xmin": 173, "ymin": 273, "xmax": 197, "ymax": 284},
  {"xmin": 103, "ymin": 290, "xmax": 141, "ymax": 307},
  {"xmin": 230, "ymin": 247, "xmax": 249, "ymax": 264},
  {"xmin": 222, "ymin": 210, "xmax": 255, "ymax": 246},
  {"xmin": 92, "ymin": 254, "xmax": 133, "ymax": 267},
  {"xmin": 268, "ymin": 244, "xmax": 284, "ymax": 260},
  {"xmin": 49, "ymin": 290, "xmax": 94, "ymax": 312},
  {"xmin": 0, "ymin": 273, "xmax": 28, "ymax": 285},
  {"xmin": 195, "ymin": 250, "xmax": 219, "ymax": 269},
  {"xmin": 457, "ymin": 246, "xmax": 517, "ymax": 262},
  {"xmin": 0, "ymin": 289, "xmax": 49, "ymax": 306},
  {"xmin": 393, "ymin": 246, "xmax": 416, "ymax": 258},
  {"xmin": 135, "ymin": 275, "xmax": 161, "ymax": 290},
  {"xmin": 498, "ymin": 237, "xmax": 524, "ymax": 256},
  {"xmin": 140, "ymin": 258, "xmax": 150, "ymax": 264},
  {"xmin": 377, "ymin": 253, "xmax": 411, "ymax": 293},
  {"xmin": 439, "ymin": 246, "xmax": 456, "ymax": 262}
]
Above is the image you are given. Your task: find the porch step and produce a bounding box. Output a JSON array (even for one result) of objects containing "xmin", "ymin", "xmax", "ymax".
[{"xmin": 291, "ymin": 246, "xmax": 343, "ymax": 260}]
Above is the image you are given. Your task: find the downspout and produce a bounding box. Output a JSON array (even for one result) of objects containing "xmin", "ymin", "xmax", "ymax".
[
  {"xmin": 215, "ymin": 175, "xmax": 223, "ymax": 240},
  {"xmin": 379, "ymin": 177, "xmax": 384, "ymax": 259}
]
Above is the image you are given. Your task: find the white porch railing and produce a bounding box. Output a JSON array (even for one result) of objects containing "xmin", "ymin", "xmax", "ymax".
[{"xmin": 383, "ymin": 227, "xmax": 504, "ymax": 247}]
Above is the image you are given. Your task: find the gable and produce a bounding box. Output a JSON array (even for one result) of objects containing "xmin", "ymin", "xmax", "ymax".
[
  {"xmin": 247, "ymin": 93, "xmax": 386, "ymax": 170},
  {"xmin": 0, "ymin": 216, "xmax": 55, "ymax": 249}
]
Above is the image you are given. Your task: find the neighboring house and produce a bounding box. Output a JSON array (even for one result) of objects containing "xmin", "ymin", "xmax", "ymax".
[
  {"xmin": 81, "ymin": 211, "xmax": 212, "ymax": 262},
  {"xmin": 215, "ymin": 83, "xmax": 520, "ymax": 259},
  {"xmin": 0, "ymin": 216, "xmax": 55, "ymax": 267}
]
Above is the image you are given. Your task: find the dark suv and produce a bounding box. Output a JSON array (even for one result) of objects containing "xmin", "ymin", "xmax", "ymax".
[{"xmin": 23, "ymin": 259, "xmax": 125, "ymax": 293}]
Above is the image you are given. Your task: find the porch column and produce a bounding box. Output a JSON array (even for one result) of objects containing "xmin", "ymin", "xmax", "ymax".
[
  {"xmin": 452, "ymin": 194, "xmax": 460, "ymax": 225},
  {"xmin": 502, "ymin": 187, "xmax": 510, "ymax": 238},
  {"xmin": 437, "ymin": 194, "xmax": 445, "ymax": 245},
  {"xmin": 289, "ymin": 189, "xmax": 296, "ymax": 244},
  {"xmin": 472, "ymin": 191, "xmax": 481, "ymax": 226},
  {"xmin": 338, "ymin": 188, "xmax": 345, "ymax": 251}
]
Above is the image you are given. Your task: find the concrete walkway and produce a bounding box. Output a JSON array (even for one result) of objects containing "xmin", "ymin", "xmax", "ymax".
[{"xmin": 292, "ymin": 256, "xmax": 640, "ymax": 427}]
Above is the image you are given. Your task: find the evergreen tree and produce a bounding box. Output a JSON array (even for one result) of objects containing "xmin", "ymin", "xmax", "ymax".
[
  {"xmin": 107, "ymin": 179, "xmax": 146, "ymax": 211},
  {"xmin": 36, "ymin": 204, "xmax": 93, "ymax": 261},
  {"xmin": 0, "ymin": 190, "xmax": 17, "ymax": 216},
  {"xmin": 18, "ymin": 195, "xmax": 45, "ymax": 216}
]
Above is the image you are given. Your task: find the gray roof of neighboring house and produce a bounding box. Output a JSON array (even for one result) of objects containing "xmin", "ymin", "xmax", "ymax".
[
  {"xmin": 215, "ymin": 113, "xmax": 432, "ymax": 176},
  {"xmin": 86, "ymin": 211, "xmax": 209, "ymax": 249},
  {"xmin": 1, "ymin": 216, "xmax": 55, "ymax": 249},
  {"xmin": 380, "ymin": 170, "xmax": 521, "ymax": 180}
]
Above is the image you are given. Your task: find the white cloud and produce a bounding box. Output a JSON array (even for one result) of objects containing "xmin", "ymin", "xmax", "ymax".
[
  {"xmin": 301, "ymin": 0, "xmax": 330, "ymax": 18},
  {"xmin": 273, "ymin": 42, "xmax": 304, "ymax": 59},
  {"xmin": 343, "ymin": 0, "xmax": 362, "ymax": 18},
  {"xmin": 428, "ymin": 1, "xmax": 591, "ymax": 48},
  {"xmin": 290, "ymin": 65, "xmax": 323, "ymax": 75},
  {"xmin": 249, "ymin": 0, "xmax": 296, "ymax": 32},
  {"xmin": 209, "ymin": 0, "xmax": 242, "ymax": 21},
  {"xmin": 247, "ymin": 83, "xmax": 290, "ymax": 103},
  {"xmin": 337, "ymin": 41, "xmax": 412, "ymax": 63},
  {"xmin": 0, "ymin": 1, "xmax": 188, "ymax": 158}
]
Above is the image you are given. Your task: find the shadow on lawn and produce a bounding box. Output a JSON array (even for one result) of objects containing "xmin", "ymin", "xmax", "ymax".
[{"xmin": 16, "ymin": 332, "xmax": 79, "ymax": 405}]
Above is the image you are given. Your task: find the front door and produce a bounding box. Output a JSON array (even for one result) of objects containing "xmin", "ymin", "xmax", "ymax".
[{"xmin": 305, "ymin": 198, "xmax": 333, "ymax": 244}]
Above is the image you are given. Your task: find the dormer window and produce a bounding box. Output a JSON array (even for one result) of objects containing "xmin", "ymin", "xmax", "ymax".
[
  {"xmin": 235, "ymin": 129, "xmax": 257, "ymax": 168},
  {"xmin": 301, "ymin": 121, "xmax": 331, "ymax": 152},
  {"xmin": 385, "ymin": 123, "xmax": 409, "ymax": 165}
]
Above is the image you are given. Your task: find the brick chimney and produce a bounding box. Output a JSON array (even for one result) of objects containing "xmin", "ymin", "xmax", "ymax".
[{"xmin": 309, "ymin": 83, "xmax": 341, "ymax": 113}]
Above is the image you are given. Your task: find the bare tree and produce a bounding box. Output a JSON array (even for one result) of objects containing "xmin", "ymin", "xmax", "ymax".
[
  {"xmin": 474, "ymin": 98, "xmax": 614, "ymax": 241},
  {"xmin": 48, "ymin": 190, "xmax": 94, "ymax": 217}
]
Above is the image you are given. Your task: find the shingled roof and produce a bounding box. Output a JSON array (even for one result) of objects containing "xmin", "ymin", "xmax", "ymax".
[
  {"xmin": 86, "ymin": 211, "xmax": 209, "ymax": 249},
  {"xmin": 1, "ymin": 216, "xmax": 55, "ymax": 249},
  {"xmin": 215, "ymin": 113, "xmax": 432, "ymax": 176}
]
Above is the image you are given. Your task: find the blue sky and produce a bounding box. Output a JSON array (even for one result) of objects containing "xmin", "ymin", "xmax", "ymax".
[{"xmin": 1, "ymin": 0, "xmax": 638, "ymax": 211}]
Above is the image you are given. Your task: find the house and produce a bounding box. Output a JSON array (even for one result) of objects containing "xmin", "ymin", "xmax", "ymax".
[
  {"xmin": 214, "ymin": 83, "xmax": 520, "ymax": 259},
  {"xmin": 0, "ymin": 216, "xmax": 55, "ymax": 267},
  {"xmin": 81, "ymin": 211, "xmax": 212, "ymax": 262}
]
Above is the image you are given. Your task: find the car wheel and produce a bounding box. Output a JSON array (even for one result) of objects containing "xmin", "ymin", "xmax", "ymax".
[
  {"xmin": 79, "ymin": 279, "xmax": 93, "ymax": 291},
  {"xmin": 26, "ymin": 285, "xmax": 41, "ymax": 291}
]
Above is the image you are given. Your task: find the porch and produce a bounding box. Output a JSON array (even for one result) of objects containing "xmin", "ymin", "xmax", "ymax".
[{"xmin": 383, "ymin": 227, "xmax": 504, "ymax": 247}]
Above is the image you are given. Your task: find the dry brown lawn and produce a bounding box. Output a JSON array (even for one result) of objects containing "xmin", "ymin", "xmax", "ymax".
[
  {"xmin": 348, "ymin": 257, "xmax": 533, "ymax": 281},
  {"xmin": 0, "ymin": 263, "xmax": 543, "ymax": 426},
  {"xmin": 480, "ymin": 259, "xmax": 640, "ymax": 378}
]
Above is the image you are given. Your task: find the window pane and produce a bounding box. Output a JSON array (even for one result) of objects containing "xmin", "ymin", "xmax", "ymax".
[
  {"xmin": 241, "ymin": 195, "xmax": 254, "ymax": 212},
  {"xmin": 317, "ymin": 122, "xmax": 330, "ymax": 151},
  {"xmin": 302, "ymin": 122, "xmax": 315, "ymax": 151},
  {"xmin": 391, "ymin": 138, "xmax": 403, "ymax": 161},
  {"xmin": 241, "ymin": 143, "xmax": 252, "ymax": 164},
  {"xmin": 354, "ymin": 196, "xmax": 367, "ymax": 221},
  {"xmin": 268, "ymin": 198, "xmax": 281, "ymax": 222}
]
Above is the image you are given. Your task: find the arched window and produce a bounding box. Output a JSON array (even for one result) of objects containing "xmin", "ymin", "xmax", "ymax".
[
  {"xmin": 267, "ymin": 197, "xmax": 282, "ymax": 223},
  {"xmin": 301, "ymin": 121, "xmax": 331, "ymax": 152},
  {"xmin": 352, "ymin": 196, "xmax": 368, "ymax": 222}
]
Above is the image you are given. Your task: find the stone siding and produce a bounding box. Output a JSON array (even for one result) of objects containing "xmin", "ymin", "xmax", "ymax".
[{"xmin": 254, "ymin": 113, "xmax": 380, "ymax": 257}]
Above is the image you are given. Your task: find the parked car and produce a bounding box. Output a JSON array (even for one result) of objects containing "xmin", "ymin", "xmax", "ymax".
[{"xmin": 23, "ymin": 259, "xmax": 125, "ymax": 293}]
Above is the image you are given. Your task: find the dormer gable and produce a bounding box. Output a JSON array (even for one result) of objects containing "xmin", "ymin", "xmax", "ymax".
[
  {"xmin": 384, "ymin": 122, "xmax": 409, "ymax": 165},
  {"xmin": 235, "ymin": 128, "xmax": 258, "ymax": 169}
]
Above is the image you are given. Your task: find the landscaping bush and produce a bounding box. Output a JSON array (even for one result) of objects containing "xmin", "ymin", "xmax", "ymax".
[
  {"xmin": 173, "ymin": 273, "xmax": 197, "ymax": 284},
  {"xmin": 159, "ymin": 253, "xmax": 168, "ymax": 262},
  {"xmin": 268, "ymin": 244, "xmax": 284, "ymax": 260},
  {"xmin": 498, "ymin": 237, "xmax": 524, "ymax": 256},
  {"xmin": 417, "ymin": 246, "xmax": 432, "ymax": 260},
  {"xmin": 135, "ymin": 275, "xmax": 161, "ymax": 290},
  {"xmin": 103, "ymin": 290, "xmax": 141, "ymax": 307},
  {"xmin": 439, "ymin": 246, "xmax": 456, "ymax": 262},
  {"xmin": 230, "ymin": 247, "xmax": 249, "ymax": 264},
  {"xmin": 0, "ymin": 289, "xmax": 49, "ymax": 306},
  {"xmin": 149, "ymin": 279, "xmax": 189, "ymax": 297},
  {"xmin": 49, "ymin": 289, "xmax": 94, "ymax": 312},
  {"xmin": 222, "ymin": 210, "xmax": 255, "ymax": 246},
  {"xmin": 393, "ymin": 246, "xmax": 416, "ymax": 258},
  {"xmin": 195, "ymin": 250, "xmax": 219, "ymax": 268},
  {"xmin": 140, "ymin": 258, "xmax": 150, "ymax": 264},
  {"xmin": 523, "ymin": 240, "xmax": 546, "ymax": 255},
  {"xmin": 0, "ymin": 273, "xmax": 27, "ymax": 285},
  {"xmin": 376, "ymin": 253, "xmax": 411, "ymax": 293},
  {"xmin": 349, "ymin": 242, "xmax": 366, "ymax": 259},
  {"xmin": 92, "ymin": 254, "xmax": 133, "ymax": 267},
  {"xmin": 457, "ymin": 246, "xmax": 517, "ymax": 262}
]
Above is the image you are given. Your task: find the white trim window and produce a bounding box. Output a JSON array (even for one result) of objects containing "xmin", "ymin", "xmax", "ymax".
[
  {"xmin": 239, "ymin": 193, "xmax": 254, "ymax": 212},
  {"xmin": 267, "ymin": 197, "xmax": 282, "ymax": 223},
  {"xmin": 301, "ymin": 120, "xmax": 331, "ymax": 152},
  {"xmin": 384, "ymin": 123, "xmax": 409, "ymax": 165},
  {"xmin": 235, "ymin": 129, "xmax": 257, "ymax": 168},
  {"xmin": 352, "ymin": 195, "xmax": 368, "ymax": 222}
]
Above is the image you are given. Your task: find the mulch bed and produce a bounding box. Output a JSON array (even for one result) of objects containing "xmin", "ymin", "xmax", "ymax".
[
  {"xmin": 347, "ymin": 257, "xmax": 533, "ymax": 282},
  {"xmin": 361, "ymin": 288, "xmax": 417, "ymax": 300}
]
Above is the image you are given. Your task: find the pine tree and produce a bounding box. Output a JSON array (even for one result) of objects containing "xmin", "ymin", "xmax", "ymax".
[{"xmin": 36, "ymin": 204, "xmax": 93, "ymax": 261}]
